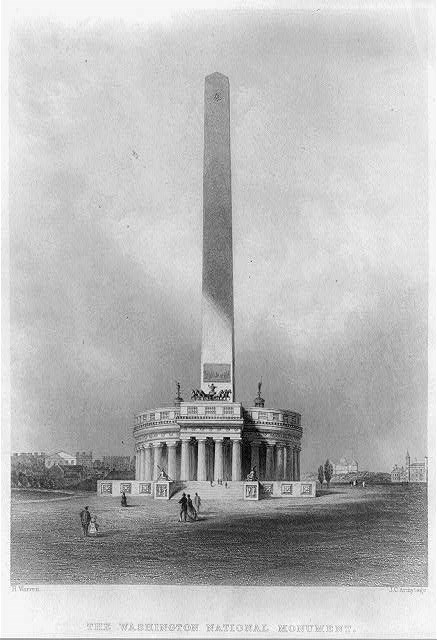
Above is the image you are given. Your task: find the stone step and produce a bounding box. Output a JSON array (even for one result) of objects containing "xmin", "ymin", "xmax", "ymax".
[{"xmin": 172, "ymin": 481, "xmax": 244, "ymax": 501}]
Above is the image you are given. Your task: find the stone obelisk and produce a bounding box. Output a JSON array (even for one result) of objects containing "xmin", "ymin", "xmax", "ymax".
[{"xmin": 201, "ymin": 72, "xmax": 235, "ymax": 401}]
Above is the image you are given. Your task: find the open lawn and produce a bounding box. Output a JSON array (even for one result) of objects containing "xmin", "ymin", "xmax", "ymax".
[{"xmin": 11, "ymin": 485, "xmax": 427, "ymax": 586}]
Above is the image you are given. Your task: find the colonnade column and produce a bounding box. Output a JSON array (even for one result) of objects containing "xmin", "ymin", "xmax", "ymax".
[
  {"xmin": 153, "ymin": 442, "xmax": 162, "ymax": 480},
  {"xmin": 231, "ymin": 439, "xmax": 241, "ymax": 481},
  {"xmin": 180, "ymin": 438, "xmax": 190, "ymax": 481},
  {"xmin": 292, "ymin": 447, "xmax": 297, "ymax": 480},
  {"xmin": 167, "ymin": 441, "xmax": 177, "ymax": 480},
  {"xmin": 296, "ymin": 448, "xmax": 301, "ymax": 481},
  {"xmin": 276, "ymin": 444, "xmax": 284, "ymax": 480},
  {"xmin": 135, "ymin": 448, "xmax": 139, "ymax": 480},
  {"xmin": 265, "ymin": 443, "xmax": 275, "ymax": 480},
  {"xmin": 139, "ymin": 446, "xmax": 145, "ymax": 480},
  {"xmin": 250, "ymin": 442, "xmax": 260, "ymax": 476},
  {"xmin": 285, "ymin": 445, "xmax": 293, "ymax": 480},
  {"xmin": 145, "ymin": 444, "xmax": 152, "ymax": 480},
  {"xmin": 197, "ymin": 438, "xmax": 207, "ymax": 481},
  {"xmin": 280, "ymin": 444, "xmax": 287, "ymax": 480},
  {"xmin": 214, "ymin": 437, "xmax": 224, "ymax": 481}
]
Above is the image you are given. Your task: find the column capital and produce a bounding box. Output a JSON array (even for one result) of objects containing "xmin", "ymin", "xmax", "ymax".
[
  {"xmin": 152, "ymin": 441, "xmax": 163, "ymax": 448},
  {"xmin": 166, "ymin": 441, "xmax": 178, "ymax": 448},
  {"xmin": 197, "ymin": 436, "xmax": 208, "ymax": 442},
  {"xmin": 213, "ymin": 436, "xmax": 224, "ymax": 442}
]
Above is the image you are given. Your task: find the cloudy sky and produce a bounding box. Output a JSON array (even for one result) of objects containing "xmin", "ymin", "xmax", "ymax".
[{"xmin": 8, "ymin": 6, "xmax": 430, "ymax": 471}]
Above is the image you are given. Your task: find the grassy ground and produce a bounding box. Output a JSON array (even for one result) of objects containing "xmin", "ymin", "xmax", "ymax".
[{"xmin": 10, "ymin": 484, "xmax": 427, "ymax": 586}]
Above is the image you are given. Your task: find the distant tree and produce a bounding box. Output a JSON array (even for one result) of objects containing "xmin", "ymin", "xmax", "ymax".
[
  {"xmin": 324, "ymin": 460, "xmax": 334, "ymax": 488},
  {"xmin": 317, "ymin": 465, "xmax": 325, "ymax": 488}
]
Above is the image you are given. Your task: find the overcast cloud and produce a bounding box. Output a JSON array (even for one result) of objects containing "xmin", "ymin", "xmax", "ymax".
[{"xmin": 8, "ymin": 8, "xmax": 430, "ymax": 471}]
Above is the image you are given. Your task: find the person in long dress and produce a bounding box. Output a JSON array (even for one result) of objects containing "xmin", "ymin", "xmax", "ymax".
[
  {"xmin": 121, "ymin": 492, "xmax": 127, "ymax": 507},
  {"xmin": 186, "ymin": 494, "xmax": 197, "ymax": 521},
  {"xmin": 194, "ymin": 492, "xmax": 201, "ymax": 514},
  {"xmin": 88, "ymin": 515, "xmax": 100, "ymax": 537}
]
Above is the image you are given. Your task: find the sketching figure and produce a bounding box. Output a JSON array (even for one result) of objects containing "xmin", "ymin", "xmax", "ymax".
[
  {"xmin": 121, "ymin": 492, "xmax": 127, "ymax": 507},
  {"xmin": 178, "ymin": 493, "xmax": 188, "ymax": 522},
  {"xmin": 79, "ymin": 506, "xmax": 91, "ymax": 537}
]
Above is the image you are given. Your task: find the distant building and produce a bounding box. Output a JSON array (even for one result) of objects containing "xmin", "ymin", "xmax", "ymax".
[
  {"xmin": 391, "ymin": 452, "xmax": 428, "ymax": 484},
  {"xmin": 329, "ymin": 457, "xmax": 358, "ymax": 476},
  {"xmin": 102, "ymin": 456, "xmax": 132, "ymax": 472},
  {"xmin": 11, "ymin": 452, "xmax": 46, "ymax": 469},
  {"xmin": 76, "ymin": 451, "xmax": 93, "ymax": 468},
  {"xmin": 104, "ymin": 468, "xmax": 135, "ymax": 481},
  {"xmin": 45, "ymin": 451, "xmax": 76, "ymax": 468},
  {"xmin": 47, "ymin": 464, "xmax": 85, "ymax": 486}
]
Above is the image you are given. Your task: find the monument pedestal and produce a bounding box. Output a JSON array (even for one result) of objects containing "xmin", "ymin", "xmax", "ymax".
[
  {"xmin": 154, "ymin": 481, "xmax": 173, "ymax": 500},
  {"xmin": 243, "ymin": 481, "xmax": 260, "ymax": 500}
]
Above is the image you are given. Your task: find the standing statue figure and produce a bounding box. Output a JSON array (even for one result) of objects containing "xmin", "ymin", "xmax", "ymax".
[
  {"xmin": 257, "ymin": 379, "xmax": 262, "ymax": 397},
  {"xmin": 175, "ymin": 381, "xmax": 183, "ymax": 403},
  {"xmin": 208, "ymin": 383, "xmax": 216, "ymax": 399}
]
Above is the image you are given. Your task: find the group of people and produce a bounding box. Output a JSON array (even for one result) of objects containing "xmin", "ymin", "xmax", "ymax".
[
  {"xmin": 178, "ymin": 492, "xmax": 201, "ymax": 522},
  {"xmin": 79, "ymin": 506, "xmax": 100, "ymax": 537},
  {"xmin": 209, "ymin": 479, "xmax": 228, "ymax": 487},
  {"xmin": 349, "ymin": 480, "xmax": 366, "ymax": 487}
]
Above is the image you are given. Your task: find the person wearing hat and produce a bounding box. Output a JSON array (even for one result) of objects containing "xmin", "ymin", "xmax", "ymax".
[
  {"xmin": 178, "ymin": 493, "xmax": 188, "ymax": 522},
  {"xmin": 79, "ymin": 506, "xmax": 91, "ymax": 537}
]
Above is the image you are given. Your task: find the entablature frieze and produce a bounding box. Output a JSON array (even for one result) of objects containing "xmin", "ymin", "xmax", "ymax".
[
  {"xmin": 243, "ymin": 425, "xmax": 302, "ymax": 439},
  {"xmin": 179, "ymin": 426, "xmax": 242, "ymax": 439},
  {"xmin": 135, "ymin": 429, "xmax": 180, "ymax": 444},
  {"xmin": 242, "ymin": 430, "xmax": 301, "ymax": 447}
]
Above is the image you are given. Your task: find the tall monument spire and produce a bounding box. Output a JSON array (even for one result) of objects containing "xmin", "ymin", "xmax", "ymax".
[{"xmin": 201, "ymin": 72, "xmax": 235, "ymax": 400}]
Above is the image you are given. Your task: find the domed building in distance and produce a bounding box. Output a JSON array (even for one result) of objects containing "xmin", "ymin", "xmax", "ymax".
[{"xmin": 98, "ymin": 73, "xmax": 314, "ymax": 501}]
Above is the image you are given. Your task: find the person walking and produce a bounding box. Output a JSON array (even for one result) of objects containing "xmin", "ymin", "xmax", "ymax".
[
  {"xmin": 187, "ymin": 495, "xmax": 197, "ymax": 521},
  {"xmin": 178, "ymin": 493, "xmax": 188, "ymax": 522},
  {"xmin": 121, "ymin": 491, "xmax": 127, "ymax": 507},
  {"xmin": 194, "ymin": 492, "xmax": 201, "ymax": 514},
  {"xmin": 80, "ymin": 506, "xmax": 91, "ymax": 537}
]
